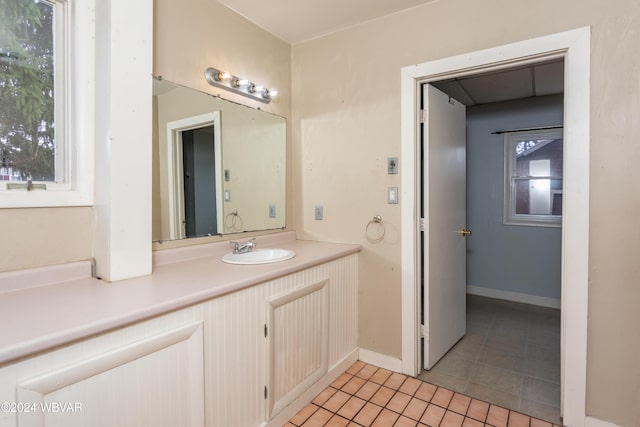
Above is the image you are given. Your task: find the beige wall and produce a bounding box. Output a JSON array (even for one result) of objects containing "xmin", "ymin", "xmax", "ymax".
[
  {"xmin": 0, "ymin": 0, "xmax": 292, "ymax": 267},
  {"xmin": 292, "ymin": 0, "xmax": 640, "ymax": 425},
  {"xmin": 153, "ymin": 0, "xmax": 293, "ymax": 249},
  {"xmin": 0, "ymin": 207, "xmax": 93, "ymax": 272},
  {"xmin": 153, "ymin": 0, "xmax": 291, "ymax": 116}
]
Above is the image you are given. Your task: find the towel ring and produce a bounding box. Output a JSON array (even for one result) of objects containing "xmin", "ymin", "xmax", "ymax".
[
  {"xmin": 366, "ymin": 215, "xmax": 385, "ymax": 243},
  {"xmin": 224, "ymin": 210, "xmax": 243, "ymax": 231}
]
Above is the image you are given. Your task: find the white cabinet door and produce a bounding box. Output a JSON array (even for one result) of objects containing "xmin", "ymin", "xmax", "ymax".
[
  {"xmin": 266, "ymin": 279, "xmax": 329, "ymax": 419},
  {"xmin": 14, "ymin": 323, "xmax": 204, "ymax": 427}
]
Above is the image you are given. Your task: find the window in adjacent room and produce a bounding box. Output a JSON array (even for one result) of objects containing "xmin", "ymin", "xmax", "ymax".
[
  {"xmin": 503, "ymin": 129, "xmax": 563, "ymax": 227},
  {"xmin": 0, "ymin": 0, "xmax": 94, "ymax": 207}
]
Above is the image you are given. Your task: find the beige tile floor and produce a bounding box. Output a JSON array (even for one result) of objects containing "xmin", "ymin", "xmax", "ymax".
[
  {"xmin": 417, "ymin": 295, "xmax": 561, "ymax": 424},
  {"xmin": 287, "ymin": 360, "xmax": 562, "ymax": 427}
]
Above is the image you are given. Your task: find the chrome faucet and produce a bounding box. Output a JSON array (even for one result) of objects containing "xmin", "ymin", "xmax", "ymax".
[{"xmin": 229, "ymin": 238, "xmax": 256, "ymax": 254}]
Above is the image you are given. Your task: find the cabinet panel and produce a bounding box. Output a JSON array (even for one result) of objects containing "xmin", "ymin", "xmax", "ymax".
[
  {"xmin": 267, "ymin": 279, "xmax": 329, "ymax": 418},
  {"xmin": 11, "ymin": 323, "xmax": 204, "ymax": 427}
]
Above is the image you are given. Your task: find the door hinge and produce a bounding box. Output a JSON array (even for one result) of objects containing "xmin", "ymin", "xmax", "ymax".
[
  {"xmin": 264, "ymin": 386, "xmax": 268, "ymax": 399},
  {"xmin": 419, "ymin": 218, "xmax": 425, "ymax": 232},
  {"xmin": 420, "ymin": 324, "xmax": 426, "ymax": 338},
  {"xmin": 264, "ymin": 324, "xmax": 268, "ymax": 337},
  {"xmin": 419, "ymin": 109, "xmax": 427, "ymax": 124}
]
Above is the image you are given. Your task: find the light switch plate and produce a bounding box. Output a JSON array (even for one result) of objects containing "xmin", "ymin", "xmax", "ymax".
[{"xmin": 388, "ymin": 187, "xmax": 398, "ymax": 204}]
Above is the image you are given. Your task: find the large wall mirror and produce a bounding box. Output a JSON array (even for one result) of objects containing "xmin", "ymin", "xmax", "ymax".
[{"xmin": 152, "ymin": 78, "xmax": 286, "ymax": 242}]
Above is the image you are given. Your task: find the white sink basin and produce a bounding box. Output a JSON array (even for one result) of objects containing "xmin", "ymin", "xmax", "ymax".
[{"xmin": 221, "ymin": 248, "xmax": 295, "ymax": 265}]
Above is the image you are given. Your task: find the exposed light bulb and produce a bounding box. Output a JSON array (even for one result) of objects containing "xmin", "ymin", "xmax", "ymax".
[
  {"xmin": 263, "ymin": 88, "xmax": 279, "ymax": 100},
  {"xmin": 216, "ymin": 71, "xmax": 231, "ymax": 81}
]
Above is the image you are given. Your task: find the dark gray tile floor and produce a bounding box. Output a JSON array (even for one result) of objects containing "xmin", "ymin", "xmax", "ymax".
[{"xmin": 417, "ymin": 295, "xmax": 561, "ymax": 425}]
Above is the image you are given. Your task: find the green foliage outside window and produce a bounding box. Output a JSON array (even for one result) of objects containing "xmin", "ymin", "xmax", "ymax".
[{"xmin": 0, "ymin": 0, "xmax": 55, "ymax": 182}]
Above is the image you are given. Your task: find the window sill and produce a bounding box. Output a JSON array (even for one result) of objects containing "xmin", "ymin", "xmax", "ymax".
[{"xmin": 503, "ymin": 216, "xmax": 562, "ymax": 228}]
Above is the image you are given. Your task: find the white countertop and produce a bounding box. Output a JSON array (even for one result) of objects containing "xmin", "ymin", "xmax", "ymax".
[{"xmin": 0, "ymin": 232, "xmax": 360, "ymax": 366}]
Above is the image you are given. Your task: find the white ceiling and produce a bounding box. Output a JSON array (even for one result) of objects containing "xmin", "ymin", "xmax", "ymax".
[
  {"xmin": 216, "ymin": 0, "xmax": 440, "ymax": 44},
  {"xmin": 214, "ymin": 0, "xmax": 564, "ymax": 104}
]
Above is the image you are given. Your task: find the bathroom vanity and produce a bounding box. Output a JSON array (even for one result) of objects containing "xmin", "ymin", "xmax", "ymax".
[{"xmin": 0, "ymin": 232, "xmax": 360, "ymax": 427}]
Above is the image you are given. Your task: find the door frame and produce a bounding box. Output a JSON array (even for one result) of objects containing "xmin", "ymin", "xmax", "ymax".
[
  {"xmin": 400, "ymin": 27, "xmax": 590, "ymax": 425},
  {"xmin": 166, "ymin": 111, "xmax": 223, "ymax": 240}
]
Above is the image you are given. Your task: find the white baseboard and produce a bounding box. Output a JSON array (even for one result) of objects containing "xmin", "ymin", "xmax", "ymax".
[
  {"xmin": 467, "ymin": 285, "xmax": 561, "ymax": 309},
  {"xmin": 585, "ymin": 416, "xmax": 620, "ymax": 427},
  {"xmin": 359, "ymin": 348, "xmax": 403, "ymax": 373},
  {"xmin": 264, "ymin": 348, "xmax": 359, "ymax": 427}
]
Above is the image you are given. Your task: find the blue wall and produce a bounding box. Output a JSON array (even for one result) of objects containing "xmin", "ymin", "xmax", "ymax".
[{"xmin": 466, "ymin": 95, "xmax": 563, "ymax": 300}]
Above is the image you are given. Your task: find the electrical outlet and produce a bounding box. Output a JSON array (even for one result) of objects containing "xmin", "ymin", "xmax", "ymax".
[
  {"xmin": 314, "ymin": 205, "xmax": 323, "ymax": 220},
  {"xmin": 387, "ymin": 157, "xmax": 398, "ymax": 174},
  {"xmin": 224, "ymin": 190, "xmax": 231, "ymax": 202},
  {"xmin": 269, "ymin": 204, "xmax": 276, "ymax": 218},
  {"xmin": 224, "ymin": 169, "xmax": 231, "ymax": 181}
]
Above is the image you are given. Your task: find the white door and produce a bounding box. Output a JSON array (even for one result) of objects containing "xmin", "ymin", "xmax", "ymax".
[{"xmin": 422, "ymin": 84, "xmax": 467, "ymax": 370}]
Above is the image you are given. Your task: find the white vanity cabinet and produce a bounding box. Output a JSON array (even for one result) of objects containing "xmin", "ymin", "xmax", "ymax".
[
  {"xmin": 203, "ymin": 253, "xmax": 358, "ymax": 426},
  {"xmin": 0, "ymin": 317, "xmax": 206, "ymax": 427},
  {"xmin": 0, "ymin": 253, "xmax": 358, "ymax": 427}
]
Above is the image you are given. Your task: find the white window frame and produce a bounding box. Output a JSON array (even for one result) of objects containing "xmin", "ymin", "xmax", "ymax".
[
  {"xmin": 503, "ymin": 128, "xmax": 563, "ymax": 227},
  {"xmin": 0, "ymin": 0, "xmax": 95, "ymax": 208}
]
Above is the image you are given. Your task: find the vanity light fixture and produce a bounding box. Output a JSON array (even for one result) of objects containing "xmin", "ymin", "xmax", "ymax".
[{"xmin": 205, "ymin": 67, "xmax": 276, "ymax": 104}]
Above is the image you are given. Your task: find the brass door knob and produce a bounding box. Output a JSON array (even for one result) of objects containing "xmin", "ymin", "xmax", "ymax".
[{"xmin": 459, "ymin": 228, "xmax": 472, "ymax": 236}]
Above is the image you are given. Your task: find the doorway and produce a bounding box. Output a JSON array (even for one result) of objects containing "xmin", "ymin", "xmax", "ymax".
[
  {"xmin": 181, "ymin": 125, "xmax": 218, "ymax": 237},
  {"xmin": 417, "ymin": 79, "xmax": 564, "ymax": 423},
  {"xmin": 400, "ymin": 27, "xmax": 591, "ymax": 426},
  {"xmin": 166, "ymin": 111, "xmax": 223, "ymax": 240}
]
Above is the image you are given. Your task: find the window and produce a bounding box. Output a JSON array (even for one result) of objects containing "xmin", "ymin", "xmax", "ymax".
[
  {"xmin": 0, "ymin": 0, "xmax": 94, "ymax": 207},
  {"xmin": 503, "ymin": 129, "xmax": 563, "ymax": 227}
]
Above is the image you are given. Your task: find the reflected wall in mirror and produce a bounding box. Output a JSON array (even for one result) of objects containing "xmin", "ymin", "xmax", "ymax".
[{"xmin": 152, "ymin": 78, "xmax": 286, "ymax": 241}]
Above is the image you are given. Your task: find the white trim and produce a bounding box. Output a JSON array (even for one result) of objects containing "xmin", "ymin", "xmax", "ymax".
[
  {"xmin": 0, "ymin": 0, "xmax": 95, "ymax": 207},
  {"xmin": 359, "ymin": 348, "xmax": 403, "ymax": 373},
  {"xmin": 401, "ymin": 27, "xmax": 590, "ymax": 426},
  {"xmin": 503, "ymin": 129, "xmax": 563, "ymax": 227},
  {"xmin": 166, "ymin": 112, "xmax": 223, "ymax": 240},
  {"xmin": 92, "ymin": 0, "xmax": 153, "ymax": 281},
  {"xmin": 585, "ymin": 416, "xmax": 620, "ymax": 427},
  {"xmin": 467, "ymin": 285, "xmax": 561, "ymax": 309}
]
